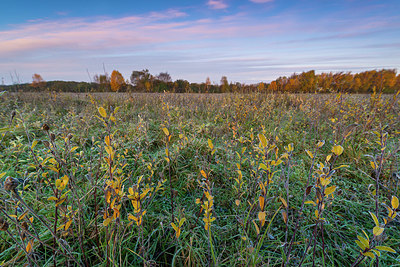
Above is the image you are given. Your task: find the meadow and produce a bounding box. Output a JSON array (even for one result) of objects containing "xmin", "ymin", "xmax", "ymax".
[{"xmin": 0, "ymin": 91, "xmax": 399, "ymax": 266}]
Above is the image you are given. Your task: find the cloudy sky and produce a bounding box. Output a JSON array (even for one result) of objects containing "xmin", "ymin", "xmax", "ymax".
[{"xmin": 1, "ymin": 0, "xmax": 399, "ymax": 84}]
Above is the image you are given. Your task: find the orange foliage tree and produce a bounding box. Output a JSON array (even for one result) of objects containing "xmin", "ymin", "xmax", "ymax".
[
  {"xmin": 32, "ymin": 73, "xmax": 45, "ymax": 89},
  {"xmin": 110, "ymin": 70, "xmax": 125, "ymax": 92}
]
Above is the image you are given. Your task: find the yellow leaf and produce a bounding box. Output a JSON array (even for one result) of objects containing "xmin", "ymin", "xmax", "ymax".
[
  {"xmin": 305, "ymin": 200, "xmax": 316, "ymax": 206},
  {"xmin": 62, "ymin": 175, "xmax": 69, "ymax": 184},
  {"xmin": 106, "ymin": 191, "xmax": 111, "ymax": 204},
  {"xmin": 391, "ymin": 196, "xmax": 399, "ymax": 209},
  {"xmin": 282, "ymin": 211, "xmax": 288, "ymax": 224},
  {"xmin": 18, "ymin": 211, "xmax": 29, "ymax": 221},
  {"xmin": 363, "ymin": 251, "xmax": 375, "ymax": 259},
  {"xmin": 326, "ymin": 154, "xmax": 332, "ymax": 162},
  {"xmin": 56, "ymin": 198, "xmax": 66, "ymax": 207},
  {"xmin": 375, "ymin": 246, "xmax": 396, "ymax": 253},
  {"xmin": 258, "ymin": 133, "xmax": 267, "ymax": 148},
  {"xmin": 0, "ymin": 172, "xmax": 6, "ymax": 179},
  {"xmin": 208, "ymin": 139, "xmax": 214, "ymax": 150},
  {"xmin": 369, "ymin": 211, "xmax": 379, "ymax": 227},
  {"xmin": 179, "ymin": 218, "xmax": 186, "ymax": 227},
  {"xmin": 279, "ymin": 196, "xmax": 287, "ymax": 208},
  {"xmin": 171, "ymin": 222, "xmax": 179, "ymax": 232},
  {"xmin": 356, "ymin": 240, "xmax": 367, "ymax": 250},
  {"xmin": 331, "ymin": 145, "xmax": 344, "ymax": 156},
  {"xmin": 373, "ymin": 226, "xmax": 384, "ymax": 236},
  {"xmin": 162, "ymin": 127, "xmax": 169, "ymax": 136},
  {"xmin": 235, "ymin": 199, "xmax": 240, "ymax": 206},
  {"xmin": 26, "ymin": 240, "xmax": 33, "ymax": 253},
  {"xmin": 370, "ymin": 161, "xmax": 377, "ymax": 170},
  {"xmin": 31, "ymin": 140, "xmax": 38, "ymax": 149},
  {"xmin": 324, "ymin": 186, "xmax": 336, "ymax": 196},
  {"xmin": 258, "ymin": 211, "xmax": 266, "ymax": 227},
  {"xmin": 305, "ymin": 150, "xmax": 313, "ymax": 159},
  {"xmin": 47, "ymin": 196, "xmax": 58, "ymax": 201},
  {"xmin": 259, "ymin": 196, "xmax": 265, "ymax": 210},
  {"xmin": 200, "ymin": 170, "xmax": 207, "ymax": 179},
  {"xmin": 98, "ymin": 107, "xmax": 107, "ymax": 118},
  {"xmin": 65, "ymin": 220, "xmax": 72, "ymax": 231},
  {"xmin": 103, "ymin": 217, "xmax": 112, "ymax": 227},
  {"xmin": 105, "ymin": 135, "xmax": 111, "ymax": 146},
  {"xmin": 252, "ymin": 220, "xmax": 260, "ymax": 235},
  {"xmin": 317, "ymin": 140, "xmax": 325, "ymax": 148}
]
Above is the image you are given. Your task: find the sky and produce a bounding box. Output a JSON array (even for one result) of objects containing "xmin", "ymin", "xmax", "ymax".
[{"xmin": 0, "ymin": 0, "xmax": 399, "ymax": 85}]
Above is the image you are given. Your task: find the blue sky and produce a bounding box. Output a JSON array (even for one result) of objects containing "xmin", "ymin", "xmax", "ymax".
[{"xmin": 1, "ymin": 0, "xmax": 399, "ymax": 84}]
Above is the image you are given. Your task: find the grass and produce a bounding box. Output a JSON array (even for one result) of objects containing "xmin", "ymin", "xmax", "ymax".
[{"xmin": 0, "ymin": 91, "xmax": 399, "ymax": 266}]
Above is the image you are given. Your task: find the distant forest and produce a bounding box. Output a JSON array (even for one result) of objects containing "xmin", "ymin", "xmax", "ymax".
[{"xmin": 1, "ymin": 69, "xmax": 399, "ymax": 93}]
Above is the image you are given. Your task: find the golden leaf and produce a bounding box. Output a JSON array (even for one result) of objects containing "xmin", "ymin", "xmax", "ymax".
[
  {"xmin": 279, "ymin": 196, "xmax": 288, "ymax": 208},
  {"xmin": 208, "ymin": 139, "xmax": 214, "ymax": 150},
  {"xmin": 324, "ymin": 186, "xmax": 336, "ymax": 196},
  {"xmin": 259, "ymin": 196, "xmax": 265, "ymax": 210},
  {"xmin": 373, "ymin": 226, "xmax": 384, "ymax": 236},
  {"xmin": 26, "ymin": 240, "xmax": 33, "ymax": 253},
  {"xmin": 98, "ymin": 107, "xmax": 107, "ymax": 118},
  {"xmin": 162, "ymin": 127, "xmax": 170, "ymax": 136},
  {"xmin": 258, "ymin": 133, "xmax": 267, "ymax": 148},
  {"xmin": 392, "ymin": 196, "xmax": 399, "ymax": 209},
  {"xmin": 258, "ymin": 211, "xmax": 266, "ymax": 227},
  {"xmin": 369, "ymin": 211, "xmax": 379, "ymax": 227},
  {"xmin": 331, "ymin": 145, "xmax": 344, "ymax": 156}
]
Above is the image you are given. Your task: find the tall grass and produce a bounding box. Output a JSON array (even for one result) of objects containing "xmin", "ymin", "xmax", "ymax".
[{"xmin": 0, "ymin": 91, "xmax": 399, "ymax": 266}]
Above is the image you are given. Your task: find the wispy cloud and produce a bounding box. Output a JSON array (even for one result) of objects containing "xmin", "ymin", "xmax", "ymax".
[
  {"xmin": 207, "ymin": 0, "xmax": 228, "ymax": 10},
  {"xmin": 249, "ymin": 0, "xmax": 274, "ymax": 3},
  {"xmin": 0, "ymin": 10, "xmax": 287, "ymax": 60}
]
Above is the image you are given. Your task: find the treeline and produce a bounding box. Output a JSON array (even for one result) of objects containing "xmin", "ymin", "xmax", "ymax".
[
  {"xmin": 1, "ymin": 69, "xmax": 399, "ymax": 93},
  {"xmin": 270, "ymin": 69, "xmax": 400, "ymax": 93}
]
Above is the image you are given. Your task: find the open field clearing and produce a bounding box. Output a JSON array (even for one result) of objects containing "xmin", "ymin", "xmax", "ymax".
[{"xmin": 0, "ymin": 92, "xmax": 399, "ymax": 266}]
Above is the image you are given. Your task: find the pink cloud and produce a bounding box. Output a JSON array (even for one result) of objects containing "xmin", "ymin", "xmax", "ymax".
[
  {"xmin": 207, "ymin": 0, "xmax": 228, "ymax": 10},
  {"xmin": 249, "ymin": 0, "xmax": 273, "ymax": 3},
  {"xmin": 0, "ymin": 10, "xmax": 289, "ymax": 59}
]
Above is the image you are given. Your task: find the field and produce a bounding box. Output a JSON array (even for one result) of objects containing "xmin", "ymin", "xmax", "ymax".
[{"xmin": 0, "ymin": 91, "xmax": 399, "ymax": 266}]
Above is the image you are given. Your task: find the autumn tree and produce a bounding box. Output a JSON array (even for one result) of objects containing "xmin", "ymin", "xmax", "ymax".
[
  {"xmin": 220, "ymin": 76, "xmax": 229, "ymax": 93},
  {"xmin": 130, "ymin": 69, "xmax": 153, "ymax": 91},
  {"xmin": 31, "ymin": 73, "xmax": 45, "ymax": 89},
  {"xmin": 93, "ymin": 74, "xmax": 110, "ymax": 92},
  {"xmin": 257, "ymin": 82, "xmax": 265, "ymax": 93},
  {"xmin": 156, "ymin": 72, "xmax": 172, "ymax": 83},
  {"xmin": 269, "ymin": 81, "xmax": 277, "ymax": 91},
  {"xmin": 110, "ymin": 70, "xmax": 125, "ymax": 92}
]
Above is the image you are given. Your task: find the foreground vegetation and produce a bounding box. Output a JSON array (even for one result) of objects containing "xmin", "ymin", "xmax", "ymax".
[{"xmin": 0, "ymin": 91, "xmax": 399, "ymax": 266}]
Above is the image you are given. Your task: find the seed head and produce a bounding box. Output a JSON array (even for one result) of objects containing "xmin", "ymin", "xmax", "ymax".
[
  {"xmin": 50, "ymin": 133, "xmax": 55, "ymax": 142},
  {"xmin": 11, "ymin": 110, "xmax": 16, "ymax": 121},
  {"xmin": 4, "ymin": 176, "xmax": 19, "ymax": 192},
  {"xmin": 42, "ymin": 123, "xmax": 50, "ymax": 131},
  {"xmin": 0, "ymin": 217, "xmax": 9, "ymax": 231},
  {"xmin": 43, "ymin": 141, "xmax": 50, "ymax": 148}
]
